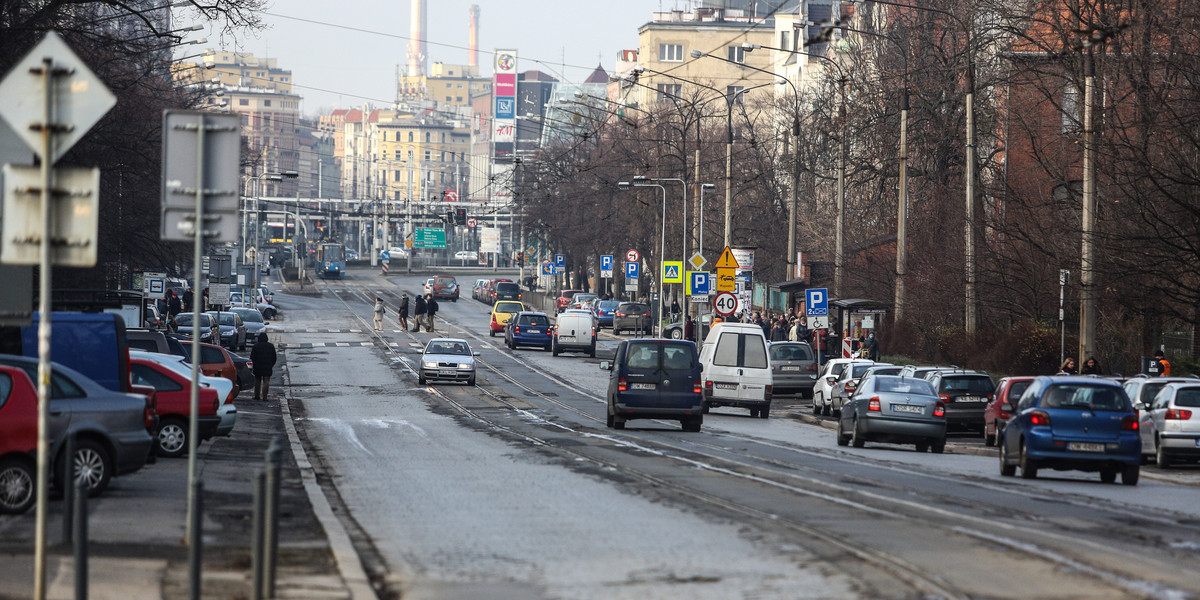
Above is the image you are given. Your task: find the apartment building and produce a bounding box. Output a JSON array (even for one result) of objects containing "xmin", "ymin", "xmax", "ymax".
[{"xmin": 398, "ymin": 62, "xmax": 491, "ymax": 109}]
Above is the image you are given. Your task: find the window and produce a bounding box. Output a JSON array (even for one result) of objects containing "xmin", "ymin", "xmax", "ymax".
[
  {"xmin": 656, "ymin": 83, "xmax": 682, "ymax": 103},
  {"xmin": 407, "ymin": 150, "xmax": 414, "ymax": 161},
  {"xmin": 239, "ymin": 99, "xmax": 249, "ymax": 106},
  {"xmin": 425, "ymin": 132, "xmax": 431, "ymax": 142},
  {"xmin": 131, "ymin": 365, "xmax": 183, "ymax": 392},
  {"xmin": 424, "ymin": 150, "xmax": 431, "ymax": 161},
  {"xmin": 1062, "ymin": 80, "xmax": 1080, "ymax": 134},
  {"xmin": 713, "ymin": 333, "xmax": 741, "ymax": 367},
  {"xmin": 446, "ymin": 96, "xmax": 452, "ymax": 101},
  {"xmin": 441, "ymin": 133, "xmax": 447, "ymax": 143},
  {"xmin": 727, "ymin": 86, "xmax": 746, "ymax": 105},
  {"xmin": 0, "ymin": 373, "xmax": 11, "ymax": 410},
  {"xmin": 264, "ymin": 100, "xmax": 271, "ymax": 107},
  {"xmin": 408, "ymin": 132, "xmax": 414, "ymax": 142},
  {"xmin": 658, "ymin": 43, "xmax": 683, "ymax": 62},
  {"xmin": 727, "ymin": 45, "xmax": 746, "ymax": 63},
  {"xmin": 780, "ymin": 31, "xmax": 789, "ymax": 51},
  {"xmin": 393, "ymin": 170, "xmax": 401, "ymax": 182},
  {"xmin": 456, "ymin": 96, "xmax": 463, "ymax": 102},
  {"xmin": 440, "ymin": 151, "xmax": 446, "ymax": 162}
]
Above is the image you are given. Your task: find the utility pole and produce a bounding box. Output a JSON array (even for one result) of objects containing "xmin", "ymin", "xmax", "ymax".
[
  {"xmin": 964, "ymin": 47, "xmax": 978, "ymax": 335},
  {"xmin": 787, "ymin": 113, "xmax": 801, "ymax": 280},
  {"xmin": 834, "ymin": 77, "xmax": 846, "ymax": 297},
  {"xmin": 1079, "ymin": 51, "xmax": 1097, "ymax": 362},
  {"xmin": 894, "ymin": 89, "xmax": 909, "ymax": 322}
]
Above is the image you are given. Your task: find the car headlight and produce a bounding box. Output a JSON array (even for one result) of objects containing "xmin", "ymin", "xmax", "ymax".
[
  {"xmin": 459, "ymin": 363, "xmax": 472, "ymax": 370},
  {"xmin": 423, "ymin": 361, "xmax": 438, "ymax": 369}
]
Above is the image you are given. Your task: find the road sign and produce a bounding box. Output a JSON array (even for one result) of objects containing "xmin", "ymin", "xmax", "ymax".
[
  {"xmin": 2, "ymin": 165, "xmax": 99, "ymax": 266},
  {"xmin": 144, "ymin": 272, "xmax": 167, "ymax": 300},
  {"xmin": 0, "ymin": 32, "xmax": 117, "ymax": 163},
  {"xmin": 541, "ymin": 261, "xmax": 554, "ymax": 276},
  {"xmin": 160, "ymin": 110, "xmax": 241, "ymax": 242},
  {"xmin": 806, "ymin": 288, "xmax": 829, "ymax": 317},
  {"xmin": 716, "ymin": 268, "xmax": 736, "ymax": 292},
  {"xmin": 414, "ymin": 227, "xmax": 448, "ymax": 248},
  {"xmin": 625, "ymin": 261, "xmax": 639, "ymax": 280},
  {"xmin": 626, "ymin": 248, "xmax": 640, "ymax": 262},
  {"xmin": 688, "ymin": 252, "xmax": 707, "ymax": 271},
  {"xmin": 209, "ymin": 283, "xmax": 231, "ymax": 307},
  {"xmin": 445, "ymin": 190, "xmax": 460, "ymax": 202},
  {"xmin": 480, "ymin": 227, "xmax": 500, "ymax": 252},
  {"xmin": 380, "ymin": 250, "xmax": 391, "ymax": 261},
  {"xmin": 713, "ymin": 291, "xmax": 738, "ymax": 316},
  {"xmin": 600, "ymin": 254, "xmax": 613, "ymax": 278},
  {"xmin": 466, "ymin": 216, "xmax": 478, "ymax": 228},
  {"xmin": 715, "ymin": 246, "xmax": 739, "ymax": 269},
  {"xmin": 662, "ymin": 261, "xmax": 683, "ymax": 284},
  {"xmin": 687, "ymin": 271, "xmax": 711, "ymax": 296},
  {"xmin": 808, "ymin": 315, "xmax": 829, "ymax": 330}
]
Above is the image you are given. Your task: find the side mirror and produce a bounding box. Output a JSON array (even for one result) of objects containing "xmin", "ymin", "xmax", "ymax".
[
  {"xmin": 599, "ymin": 361, "xmax": 611, "ymax": 371},
  {"xmin": 999, "ymin": 402, "xmax": 1012, "ymax": 412},
  {"xmin": 473, "ymin": 351, "xmax": 481, "ymax": 356},
  {"xmin": 264, "ymin": 322, "xmax": 271, "ymax": 325}
]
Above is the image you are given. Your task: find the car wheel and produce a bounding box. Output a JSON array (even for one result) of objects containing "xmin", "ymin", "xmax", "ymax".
[
  {"xmin": 156, "ymin": 418, "xmax": 189, "ymax": 459},
  {"xmin": 606, "ymin": 411, "xmax": 614, "ymax": 428},
  {"xmin": 822, "ymin": 404, "xmax": 832, "ymax": 417},
  {"xmin": 915, "ymin": 441, "xmax": 929, "ymax": 453},
  {"xmin": 851, "ymin": 418, "xmax": 865, "ymax": 448},
  {"xmin": 682, "ymin": 418, "xmax": 702, "ymax": 432},
  {"xmin": 832, "ymin": 407, "xmax": 841, "ymax": 418},
  {"xmin": 66, "ymin": 439, "xmax": 113, "ymax": 497},
  {"xmin": 467, "ymin": 375, "xmax": 476, "ymax": 386},
  {"xmin": 999, "ymin": 438, "xmax": 1017, "ymax": 476},
  {"xmin": 1156, "ymin": 438, "xmax": 1172, "ymax": 469},
  {"xmin": 489, "ymin": 330, "xmax": 495, "ymax": 337},
  {"xmin": 1122, "ymin": 464, "xmax": 1140, "ymax": 486},
  {"xmin": 759, "ymin": 404, "xmax": 770, "ymax": 419},
  {"xmin": 812, "ymin": 392, "xmax": 823, "ymax": 416},
  {"xmin": 931, "ymin": 439, "xmax": 946, "ymax": 454},
  {"xmin": 613, "ymin": 416, "xmax": 626, "ymax": 430},
  {"xmin": 1019, "ymin": 439, "xmax": 1038, "ymax": 479},
  {"xmin": 589, "ymin": 345, "xmax": 596, "ymax": 358},
  {"xmin": 670, "ymin": 328, "xmax": 683, "ymax": 340},
  {"xmin": 552, "ymin": 340, "xmax": 560, "ymax": 356},
  {"xmin": 836, "ymin": 419, "xmax": 850, "ymax": 446},
  {"xmin": 1099, "ymin": 468, "xmax": 1118, "ymax": 484},
  {"xmin": 984, "ymin": 425, "xmax": 995, "ymax": 447},
  {"xmin": 701, "ymin": 403, "xmax": 710, "ymax": 414},
  {"xmin": 0, "ymin": 457, "xmax": 35, "ymax": 514},
  {"xmin": 418, "ymin": 374, "xmax": 427, "ymax": 385}
]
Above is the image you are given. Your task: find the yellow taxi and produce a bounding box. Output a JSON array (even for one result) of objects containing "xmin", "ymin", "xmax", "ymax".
[{"xmin": 490, "ymin": 301, "xmax": 525, "ymax": 336}]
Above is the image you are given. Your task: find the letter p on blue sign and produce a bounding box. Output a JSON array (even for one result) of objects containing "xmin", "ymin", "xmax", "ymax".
[{"xmin": 805, "ymin": 288, "xmax": 828, "ymax": 316}]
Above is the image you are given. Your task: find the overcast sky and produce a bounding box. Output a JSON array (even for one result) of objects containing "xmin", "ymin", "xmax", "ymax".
[{"xmin": 193, "ymin": 0, "xmax": 678, "ymax": 115}]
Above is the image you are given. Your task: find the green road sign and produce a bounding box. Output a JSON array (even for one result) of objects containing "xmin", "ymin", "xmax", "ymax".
[{"xmin": 414, "ymin": 227, "xmax": 447, "ymax": 248}]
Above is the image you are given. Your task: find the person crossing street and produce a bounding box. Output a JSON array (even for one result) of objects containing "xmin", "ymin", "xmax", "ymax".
[
  {"xmin": 373, "ymin": 297, "xmax": 385, "ymax": 331},
  {"xmin": 425, "ymin": 294, "xmax": 439, "ymax": 333},
  {"xmin": 411, "ymin": 294, "xmax": 426, "ymax": 332}
]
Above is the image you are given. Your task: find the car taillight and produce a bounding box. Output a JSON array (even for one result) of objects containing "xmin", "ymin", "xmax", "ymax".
[
  {"xmin": 1029, "ymin": 410, "xmax": 1051, "ymax": 426},
  {"xmin": 616, "ymin": 312, "xmax": 626, "ymax": 317},
  {"xmin": 144, "ymin": 398, "xmax": 155, "ymax": 429},
  {"xmin": 807, "ymin": 363, "xmax": 817, "ymax": 373},
  {"xmin": 765, "ymin": 385, "xmax": 773, "ymax": 400},
  {"xmin": 868, "ymin": 397, "xmax": 881, "ymax": 411},
  {"xmin": 939, "ymin": 393, "xmax": 950, "ymax": 402},
  {"xmin": 514, "ymin": 326, "xmax": 521, "ymax": 334},
  {"xmin": 1121, "ymin": 415, "xmax": 1139, "ymax": 430},
  {"xmin": 693, "ymin": 380, "xmax": 702, "ymax": 393},
  {"xmin": 1166, "ymin": 408, "xmax": 1193, "ymax": 420},
  {"xmin": 846, "ymin": 380, "xmax": 857, "ymax": 391},
  {"xmin": 518, "ymin": 293, "xmax": 522, "ymax": 299},
  {"xmin": 225, "ymin": 389, "xmax": 235, "ymax": 405},
  {"xmin": 618, "ymin": 377, "xmax": 627, "ymax": 392},
  {"xmin": 934, "ymin": 402, "xmax": 945, "ymax": 417},
  {"xmin": 213, "ymin": 397, "xmax": 220, "ymax": 412}
]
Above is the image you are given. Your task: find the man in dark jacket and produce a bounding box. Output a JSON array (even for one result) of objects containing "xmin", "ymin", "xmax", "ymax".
[
  {"xmin": 250, "ymin": 333, "xmax": 278, "ymax": 400},
  {"xmin": 425, "ymin": 294, "xmax": 439, "ymax": 332},
  {"xmin": 411, "ymin": 295, "xmax": 426, "ymax": 332},
  {"xmin": 167, "ymin": 292, "xmax": 182, "ymax": 319}
]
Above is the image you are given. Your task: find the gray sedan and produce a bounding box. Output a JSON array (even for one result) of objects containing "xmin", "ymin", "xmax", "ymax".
[
  {"xmin": 419, "ymin": 338, "xmax": 480, "ymax": 386},
  {"xmin": 231, "ymin": 307, "xmax": 268, "ymax": 344},
  {"xmin": 837, "ymin": 375, "xmax": 947, "ymax": 453}
]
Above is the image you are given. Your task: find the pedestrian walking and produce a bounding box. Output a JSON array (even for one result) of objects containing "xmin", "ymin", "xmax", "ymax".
[
  {"xmin": 182, "ymin": 287, "xmax": 194, "ymax": 312},
  {"xmin": 250, "ymin": 333, "xmax": 277, "ymax": 400},
  {"xmin": 1059, "ymin": 357, "xmax": 1078, "ymax": 375},
  {"xmin": 397, "ymin": 294, "xmax": 410, "ymax": 331},
  {"xmin": 425, "ymin": 294, "xmax": 439, "ymax": 332},
  {"xmin": 412, "ymin": 294, "xmax": 426, "ymax": 332},
  {"xmin": 167, "ymin": 291, "xmax": 182, "ymax": 320},
  {"xmin": 373, "ymin": 297, "xmax": 385, "ymax": 331},
  {"xmin": 1081, "ymin": 356, "xmax": 1103, "ymax": 375}
]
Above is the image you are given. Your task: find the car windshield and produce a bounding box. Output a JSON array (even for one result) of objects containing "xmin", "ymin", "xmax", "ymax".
[
  {"xmin": 940, "ymin": 376, "xmax": 994, "ymax": 395},
  {"xmin": 176, "ymin": 314, "xmax": 211, "ymax": 327},
  {"xmin": 1140, "ymin": 382, "xmax": 1173, "ymax": 403},
  {"xmin": 435, "ymin": 276, "xmax": 456, "ymax": 286},
  {"xmin": 495, "ymin": 302, "xmax": 523, "ymax": 314},
  {"xmin": 427, "ymin": 341, "xmax": 470, "ymax": 356},
  {"xmin": 620, "ymin": 303, "xmax": 649, "ymax": 314},
  {"xmin": 770, "ymin": 344, "xmax": 812, "ymax": 361},
  {"xmin": 868, "ymin": 367, "xmax": 902, "ymax": 376},
  {"xmin": 1042, "ymin": 384, "xmax": 1126, "ymax": 411},
  {"xmin": 518, "ymin": 314, "xmax": 549, "ymax": 326},
  {"xmin": 625, "ymin": 342, "xmax": 693, "ymax": 370},
  {"xmin": 213, "ymin": 313, "xmax": 237, "ymax": 326},
  {"xmin": 874, "ymin": 376, "xmax": 936, "ymax": 396},
  {"xmin": 562, "ymin": 291, "xmax": 577, "ymax": 299},
  {"xmin": 1176, "ymin": 387, "xmax": 1200, "ymax": 407},
  {"xmin": 233, "ymin": 309, "xmax": 263, "ymax": 323}
]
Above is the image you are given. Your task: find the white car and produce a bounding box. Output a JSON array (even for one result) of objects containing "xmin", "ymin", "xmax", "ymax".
[
  {"xmin": 830, "ymin": 361, "xmax": 892, "ymax": 416},
  {"xmin": 419, "ymin": 338, "xmax": 479, "ymax": 385},
  {"xmin": 454, "ymin": 250, "xmax": 477, "ymax": 261},
  {"xmin": 812, "ymin": 358, "xmax": 875, "ymax": 416},
  {"xmin": 423, "ymin": 277, "xmax": 434, "ymax": 296},
  {"xmin": 131, "ymin": 351, "xmax": 237, "ymax": 437}
]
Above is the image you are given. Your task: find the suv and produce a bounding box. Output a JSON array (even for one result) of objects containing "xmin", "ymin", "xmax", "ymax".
[
  {"xmin": 601, "ymin": 340, "xmax": 704, "ymax": 432},
  {"xmin": 432, "ymin": 275, "xmax": 459, "ymax": 301},
  {"xmin": 613, "ymin": 302, "xmax": 652, "ymax": 335},
  {"xmin": 925, "ymin": 370, "xmax": 995, "ymax": 432},
  {"xmin": 556, "ymin": 290, "xmax": 582, "ymax": 313},
  {"xmin": 493, "ymin": 281, "xmax": 522, "ymax": 302}
]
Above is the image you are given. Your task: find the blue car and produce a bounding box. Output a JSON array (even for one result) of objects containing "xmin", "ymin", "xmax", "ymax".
[
  {"xmin": 504, "ymin": 311, "xmax": 552, "ymax": 351},
  {"xmin": 999, "ymin": 376, "xmax": 1141, "ymax": 485},
  {"xmin": 592, "ymin": 300, "xmax": 620, "ymax": 329},
  {"xmin": 600, "ymin": 340, "xmax": 703, "ymax": 432}
]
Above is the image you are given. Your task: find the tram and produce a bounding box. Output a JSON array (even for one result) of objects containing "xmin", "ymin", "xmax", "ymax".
[{"xmin": 316, "ymin": 242, "xmax": 345, "ymax": 279}]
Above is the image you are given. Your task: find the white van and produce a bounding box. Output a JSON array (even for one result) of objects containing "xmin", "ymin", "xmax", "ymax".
[
  {"xmin": 699, "ymin": 322, "xmax": 773, "ymax": 418},
  {"xmin": 552, "ymin": 311, "xmax": 597, "ymax": 357}
]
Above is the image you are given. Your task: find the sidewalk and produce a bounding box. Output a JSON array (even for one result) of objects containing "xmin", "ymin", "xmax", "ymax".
[{"xmin": 0, "ymin": 356, "xmax": 369, "ymax": 600}]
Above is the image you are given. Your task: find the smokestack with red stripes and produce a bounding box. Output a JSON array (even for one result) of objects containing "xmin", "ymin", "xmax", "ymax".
[
  {"xmin": 407, "ymin": 0, "xmax": 427, "ymax": 77},
  {"xmin": 468, "ymin": 5, "xmax": 480, "ymax": 69}
]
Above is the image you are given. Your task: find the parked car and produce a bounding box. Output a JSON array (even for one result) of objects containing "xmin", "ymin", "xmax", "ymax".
[
  {"xmin": 1124, "ymin": 376, "xmax": 1195, "ymax": 417},
  {"xmin": 592, "ymin": 300, "xmax": 621, "ymax": 329},
  {"xmin": 230, "ymin": 353, "xmax": 255, "ymax": 393},
  {"xmin": 489, "ymin": 301, "xmax": 525, "ymax": 337},
  {"xmin": 231, "ymin": 307, "xmax": 269, "ymax": 344},
  {"xmin": 432, "ymin": 275, "xmax": 460, "ymax": 301},
  {"xmin": 206, "ymin": 310, "xmax": 247, "ymax": 351},
  {"xmin": 127, "ymin": 328, "xmax": 190, "ymax": 359},
  {"xmin": 612, "ymin": 302, "xmax": 652, "ymax": 335},
  {"xmin": 768, "ymin": 342, "xmax": 817, "ymax": 398},
  {"xmin": 924, "ymin": 370, "xmax": 996, "ymax": 432},
  {"xmin": 143, "ymin": 304, "xmax": 163, "ymax": 329},
  {"xmin": 699, "ymin": 322, "xmax": 773, "ymax": 418},
  {"xmin": 130, "ymin": 357, "xmax": 221, "ymax": 458},
  {"xmin": 552, "ymin": 310, "xmax": 596, "ymax": 357},
  {"xmin": 662, "ymin": 311, "xmax": 715, "ymax": 341},
  {"xmin": 831, "ymin": 361, "xmax": 893, "ymax": 416},
  {"xmin": 984, "ymin": 377, "xmax": 1035, "ymax": 446},
  {"xmin": 5, "ymin": 312, "xmax": 133, "ymax": 394},
  {"xmin": 898, "ymin": 364, "xmax": 959, "ymax": 380},
  {"xmin": 1138, "ymin": 381, "xmax": 1200, "ymax": 468},
  {"xmin": 838, "ymin": 375, "xmax": 947, "ymax": 453},
  {"xmin": 0, "ymin": 355, "xmax": 155, "ymax": 497},
  {"xmin": 175, "ymin": 313, "xmax": 219, "ymax": 345},
  {"xmin": 418, "ymin": 338, "xmax": 479, "ymax": 386},
  {"xmin": 556, "ymin": 290, "xmax": 583, "ymax": 313},
  {"xmin": 454, "ymin": 250, "xmax": 477, "ymax": 262},
  {"xmin": 199, "ymin": 342, "xmax": 240, "ymax": 397},
  {"xmin": 134, "ymin": 351, "xmax": 236, "ymax": 438},
  {"xmin": 0, "ymin": 366, "xmax": 39, "ymax": 513},
  {"xmin": 505, "ymin": 311, "xmax": 553, "ymax": 351},
  {"xmin": 1000, "ymin": 376, "xmax": 1140, "ymax": 484},
  {"xmin": 569, "ymin": 293, "xmax": 598, "ymax": 311},
  {"xmin": 813, "ymin": 358, "xmax": 874, "ymax": 416},
  {"xmin": 601, "ymin": 340, "xmax": 703, "ymax": 432},
  {"xmin": 472, "ymin": 279, "xmax": 490, "ymax": 302}
]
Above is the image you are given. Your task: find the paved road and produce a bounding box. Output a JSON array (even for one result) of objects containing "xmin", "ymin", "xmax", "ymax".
[{"xmin": 282, "ymin": 268, "xmax": 1200, "ymax": 599}]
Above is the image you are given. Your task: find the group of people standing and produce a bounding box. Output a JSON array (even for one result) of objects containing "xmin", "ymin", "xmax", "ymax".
[
  {"xmin": 1058, "ymin": 356, "xmax": 1105, "ymax": 375},
  {"xmin": 374, "ymin": 293, "xmax": 439, "ymax": 333}
]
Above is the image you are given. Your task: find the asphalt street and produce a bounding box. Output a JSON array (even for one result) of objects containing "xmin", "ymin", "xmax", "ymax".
[{"xmin": 274, "ymin": 267, "xmax": 1200, "ymax": 600}]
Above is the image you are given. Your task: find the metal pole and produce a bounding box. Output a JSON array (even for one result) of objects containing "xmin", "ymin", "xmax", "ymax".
[
  {"xmin": 964, "ymin": 68, "xmax": 978, "ymax": 335},
  {"xmin": 72, "ymin": 478, "xmax": 87, "ymax": 600},
  {"xmin": 33, "ymin": 55, "xmax": 55, "ymax": 600},
  {"xmin": 723, "ymin": 108, "xmax": 734, "ymax": 249},
  {"xmin": 186, "ymin": 114, "xmax": 206, "ymax": 565},
  {"xmin": 61, "ymin": 433, "xmax": 74, "ymax": 545},
  {"xmin": 658, "ymin": 186, "xmax": 666, "ymax": 338},
  {"xmin": 1060, "ymin": 271, "xmax": 1067, "ymax": 365},
  {"xmin": 788, "ymin": 113, "xmax": 801, "ymax": 280},
  {"xmin": 895, "ymin": 89, "xmax": 909, "ymax": 322},
  {"xmin": 1079, "ymin": 52, "xmax": 1097, "ymax": 363},
  {"xmin": 188, "ymin": 478, "xmax": 203, "ymax": 600},
  {"xmin": 251, "ymin": 470, "xmax": 266, "ymax": 600},
  {"xmin": 264, "ymin": 437, "xmax": 282, "ymax": 598},
  {"xmin": 834, "ymin": 81, "xmax": 846, "ymax": 297}
]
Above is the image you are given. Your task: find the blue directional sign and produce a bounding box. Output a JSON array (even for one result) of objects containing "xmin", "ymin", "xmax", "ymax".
[
  {"xmin": 380, "ymin": 250, "xmax": 391, "ymax": 261},
  {"xmin": 541, "ymin": 261, "xmax": 554, "ymax": 276},
  {"xmin": 687, "ymin": 271, "xmax": 711, "ymax": 295},
  {"xmin": 625, "ymin": 261, "xmax": 639, "ymax": 279},
  {"xmin": 806, "ymin": 288, "xmax": 828, "ymax": 316}
]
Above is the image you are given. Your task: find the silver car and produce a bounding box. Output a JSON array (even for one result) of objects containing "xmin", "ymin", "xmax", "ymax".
[
  {"xmin": 831, "ymin": 361, "xmax": 893, "ymax": 415},
  {"xmin": 207, "ymin": 310, "xmax": 247, "ymax": 351},
  {"xmin": 768, "ymin": 342, "xmax": 817, "ymax": 397},
  {"xmin": 419, "ymin": 338, "xmax": 480, "ymax": 386},
  {"xmin": 231, "ymin": 307, "xmax": 268, "ymax": 344},
  {"xmin": 838, "ymin": 375, "xmax": 947, "ymax": 453},
  {"xmin": 1141, "ymin": 382, "xmax": 1200, "ymax": 468}
]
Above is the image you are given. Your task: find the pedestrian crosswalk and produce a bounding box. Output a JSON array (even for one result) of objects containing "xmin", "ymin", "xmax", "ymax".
[{"xmin": 280, "ymin": 341, "xmax": 403, "ymax": 349}]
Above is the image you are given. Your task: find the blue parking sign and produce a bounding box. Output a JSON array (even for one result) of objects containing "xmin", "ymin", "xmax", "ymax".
[
  {"xmin": 625, "ymin": 261, "xmax": 639, "ymax": 279},
  {"xmin": 600, "ymin": 254, "xmax": 613, "ymax": 271},
  {"xmin": 687, "ymin": 271, "xmax": 710, "ymax": 295},
  {"xmin": 555, "ymin": 254, "xmax": 565, "ymax": 267},
  {"xmin": 806, "ymin": 288, "xmax": 828, "ymax": 316}
]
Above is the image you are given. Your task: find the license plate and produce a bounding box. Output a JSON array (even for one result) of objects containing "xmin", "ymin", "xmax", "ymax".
[
  {"xmin": 892, "ymin": 404, "xmax": 923, "ymax": 414},
  {"xmin": 559, "ymin": 336, "xmax": 575, "ymax": 342},
  {"xmin": 631, "ymin": 383, "xmax": 656, "ymax": 390},
  {"xmin": 782, "ymin": 366, "xmax": 801, "ymax": 372},
  {"xmin": 438, "ymin": 370, "xmax": 457, "ymax": 377},
  {"xmin": 955, "ymin": 396, "xmax": 984, "ymax": 403},
  {"xmin": 715, "ymin": 383, "xmax": 738, "ymax": 390},
  {"xmin": 1069, "ymin": 442, "xmax": 1105, "ymax": 452}
]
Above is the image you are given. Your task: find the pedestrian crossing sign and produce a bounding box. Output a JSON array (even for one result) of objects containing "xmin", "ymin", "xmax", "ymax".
[{"xmin": 662, "ymin": 261, "xmax": 684, "ymax": 284}]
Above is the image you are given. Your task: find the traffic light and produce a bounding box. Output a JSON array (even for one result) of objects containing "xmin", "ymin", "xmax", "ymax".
[
  {"xmin": 455, "ymin": 208, "xmax": 467, "ymax": 225},
  {"xmin": 517, "ymin": 252, "xmax": 524, "ymax": 267}
]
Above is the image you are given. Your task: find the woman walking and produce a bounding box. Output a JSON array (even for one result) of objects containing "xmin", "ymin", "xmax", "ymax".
[
  {"xmin": 373, "ymin": 297, "xmax": 385, "ymax": 331},
  {"xmin": 397, "ymin": 294, "xmax": 410, "ymax": 331},
  {"xmin": 250, "ymin": 333, "xmax": 277, "ymax": 400}
]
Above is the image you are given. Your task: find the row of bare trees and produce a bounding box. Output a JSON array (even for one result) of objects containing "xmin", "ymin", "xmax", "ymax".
[{"xmin": 517, "ymin": 0, "xmax": 1200, "ymax": 374}]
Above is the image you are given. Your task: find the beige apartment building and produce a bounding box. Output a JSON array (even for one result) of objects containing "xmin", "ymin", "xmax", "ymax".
[{"xmin": 398, "ymin": 62, "xmax": 491, "ymax": 108}]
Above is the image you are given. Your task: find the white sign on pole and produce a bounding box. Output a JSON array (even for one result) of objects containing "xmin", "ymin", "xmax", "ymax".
[
  {"xmin": 143, "ymin": 271, "xmax": 167, "ymax": 300},
  {"xmin": 1, "ymin": 164, "xmax": 99, "ymax": 266},
  {"xmin": 160, "ymin": 110, "xmax": 242, "ymax": 242},
  {"xmin": 480, "ymin": 227, "xmax": 501, "ymax": 253},
  {"xmin": 808, "ymin": 315, "xmax": 829, "ymax": 330},
  {"xmin": 208, "ymin": 283, "xmax": 231, "ymax": 307}
]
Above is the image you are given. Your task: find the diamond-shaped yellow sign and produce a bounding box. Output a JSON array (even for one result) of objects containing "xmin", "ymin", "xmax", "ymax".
[{"xmin": 688, "ymin": 252, "xmax": 707, "ymax": 271}]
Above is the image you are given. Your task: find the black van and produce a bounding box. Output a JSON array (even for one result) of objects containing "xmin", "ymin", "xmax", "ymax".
[{"xmin": 600, "ymin": 340, "xmax": 703, "ymax": 432}]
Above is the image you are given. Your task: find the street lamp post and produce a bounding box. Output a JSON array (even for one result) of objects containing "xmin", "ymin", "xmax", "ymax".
[
  {"xmin": 634, "ymin": 175, "xmax": 687, "ymax": 320},
  {"xmin": 618, "ymin": 180, "xmax": 667, "ymax": 337}
]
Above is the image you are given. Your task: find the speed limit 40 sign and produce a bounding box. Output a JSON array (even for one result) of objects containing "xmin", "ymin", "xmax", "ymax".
[{"xmin": 713, "ymin": 291, "xmax": 738, "ymax": 316}]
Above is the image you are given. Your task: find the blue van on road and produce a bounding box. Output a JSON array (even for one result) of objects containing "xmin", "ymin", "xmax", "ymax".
[{"xmin": 601, "ymin": 339, "xmax": 704, "ymax": 432}]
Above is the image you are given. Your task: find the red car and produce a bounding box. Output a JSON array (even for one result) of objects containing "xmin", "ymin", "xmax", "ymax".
[
  {"xmin": 130, "ymin": 358, "xmax": 221, "ymax": 458},
  {"xmin": 556, "ymin": 289, "xmax": 583, "ymax": 313},
  {"xmin": 200, "ymin": 342, "xmax": 240, "ymax": 399},
  {"xmin": 983, "ymin": 376, "xmax": 1035, "ymax": 446},
  {"xmin": 0, "ymin": 366, "xmax": 37, "ymax": 514},
  {"xmin": 432, "ymin": 274, "xmax": 460, "ymax": 301}
]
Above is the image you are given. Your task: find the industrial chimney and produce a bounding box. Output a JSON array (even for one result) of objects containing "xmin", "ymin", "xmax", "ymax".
[
  {"xmin": 468, "ymin": 4, "xmax": 480, "ymax": 69},
  {"xmin": 407, "ymin": 0, "xmax": 427, "ymax": 77}
]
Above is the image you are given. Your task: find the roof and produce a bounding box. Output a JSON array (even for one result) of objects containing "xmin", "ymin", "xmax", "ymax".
[
  {"xmin": 584, "ymin": 64, "xmax": 610, "ymax": 84},
  {"xmin": 830, "ymin": 298, "xmax": 889, "ymax": 311}
]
